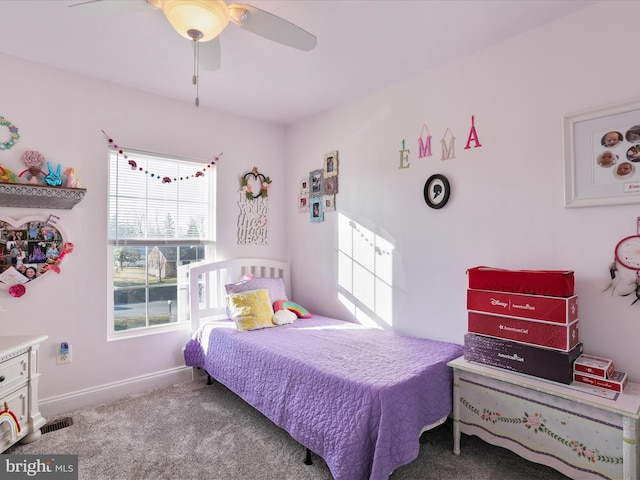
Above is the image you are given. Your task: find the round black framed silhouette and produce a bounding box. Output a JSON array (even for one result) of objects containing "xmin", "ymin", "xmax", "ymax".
[{"xmin": 423, "ymin": 174, "xmax": 450, "ymax": 209}]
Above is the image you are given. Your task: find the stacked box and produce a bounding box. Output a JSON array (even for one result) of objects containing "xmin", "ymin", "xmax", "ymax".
[
  {"xmin": 465, "ymin": 266, "xmax": 580, "ymax": 384},
  {"xmin": 467, "ymin": 289, "xmax": 578, "ymax": 324},
  {"xmin": 574, "ymin": 371, "xmax": 628, "ymax": 392},
  {"xmin": 572, "ymin": 354, "xmax": 626, "ymax": 393},
  {"xmin": 467, "ymin": 267, "xmax": 575, "ymax": 297},
  {"xmin": 464, "ymin": 333, "xmax": 583, "ymax": 384},
  {"xmin": 574, "ymin": 354, "xmax": 615, "ymax": 378},
  {"xmin": 467, "ymin": 312, "xmax": 579, "ymax": 351}
]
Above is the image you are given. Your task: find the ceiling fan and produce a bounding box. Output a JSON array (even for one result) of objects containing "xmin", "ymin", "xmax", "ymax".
[{"xmin": 70, "ymin": 0, "xmax": 317, "ymax": 106}]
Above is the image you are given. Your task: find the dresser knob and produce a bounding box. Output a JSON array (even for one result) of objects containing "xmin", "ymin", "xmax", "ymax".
[{"xmin": 0, "ymin": 376, "xmax": 4, "ymax": 382}]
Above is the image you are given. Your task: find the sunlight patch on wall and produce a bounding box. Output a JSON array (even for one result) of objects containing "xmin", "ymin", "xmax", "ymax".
[{"xmin": 337, "ymin": 213, "xmax": 394, "ymax": 327}]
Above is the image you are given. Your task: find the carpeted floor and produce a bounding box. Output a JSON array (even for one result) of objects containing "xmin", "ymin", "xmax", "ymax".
[{"xmin": 4, "ymin": 378, "xmax": 569, "ymax": 479}]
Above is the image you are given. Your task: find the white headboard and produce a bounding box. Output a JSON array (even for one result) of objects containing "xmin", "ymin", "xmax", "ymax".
[{"xmin": 181, "ymin": 258, "xmax": 290, "ymax": 333}]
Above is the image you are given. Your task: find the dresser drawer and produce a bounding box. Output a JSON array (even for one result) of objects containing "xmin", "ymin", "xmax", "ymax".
[
  {"xmin": 0, "ymin": 352, "xmax": 28, "ymax": 394},
  {"xmin": 0, "ymin": 384, "xmax": 28, "ymax": 452}
]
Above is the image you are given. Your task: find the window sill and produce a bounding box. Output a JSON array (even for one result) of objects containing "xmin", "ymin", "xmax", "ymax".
[{"xmin": 107, "ymin": 321, "xmax": 190, "ymax": 341}]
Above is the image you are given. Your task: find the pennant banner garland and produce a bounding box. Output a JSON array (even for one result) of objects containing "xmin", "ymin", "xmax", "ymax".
[{"xmin": 102, "ymin": 130, "xmax": 222, "ymax": 183}]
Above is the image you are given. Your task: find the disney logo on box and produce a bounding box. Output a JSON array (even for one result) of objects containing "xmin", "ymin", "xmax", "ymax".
[{"xmin": 490, "ymin": 298, "xmax": 508, "ymax": 308}]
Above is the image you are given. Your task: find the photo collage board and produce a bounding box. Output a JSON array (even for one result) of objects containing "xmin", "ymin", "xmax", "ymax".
[{"xmin": 0, "ymin": 219, "xmax": 64, "ymax": 286}]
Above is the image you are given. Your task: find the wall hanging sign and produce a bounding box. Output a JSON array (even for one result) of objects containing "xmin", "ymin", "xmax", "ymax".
[
  {"xmin": 398, "ymin": 115, "xmax": 482, "ymax": 169},
  {"xmin": 564, "ymin": 100, "xmax": 640, "ymax": 207},
  {"xmin": 423, "ymin": 174, "xmax": 451, "ymax": 209},
  {"xmin": 0, "ymin": 215, "xmax": 73, "ymax": 297},
  {"xmin": 237, "ymin": 167, "xmax": 270, "ymax": 245}
]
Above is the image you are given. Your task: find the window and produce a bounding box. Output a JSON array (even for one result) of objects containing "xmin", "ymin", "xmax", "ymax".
[{"xmin": 108, "ymin": 148, "xmax": 215, "ymax": 338}]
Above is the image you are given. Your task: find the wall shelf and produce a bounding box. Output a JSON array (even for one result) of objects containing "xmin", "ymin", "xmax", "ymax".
[{"xmin": 0, "ymin": 183, "xmax": 86, "ymax": 210}]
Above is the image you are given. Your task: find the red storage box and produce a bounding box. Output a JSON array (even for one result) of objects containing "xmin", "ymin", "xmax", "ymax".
[
  {"xmin": 574, "ymin": 354, "xmax": 615, "ymax": 379},
  {"xmin": 464, "ymin": 333, "xmax": 583, "ymax": 384},
  {"xmin": 574, "ymin": 371, "xmax": 628, "ymax": 392},
  {"xmin": 467, "ymin": 289, "xmax": 578, "ymax": 324},
  {"xmin": 467, "ymin": 266, "xmax": 575, "ymax": 297},
  {"xmin": 468, "ymin": 312, "xmax": 579, "ymax": 352}
]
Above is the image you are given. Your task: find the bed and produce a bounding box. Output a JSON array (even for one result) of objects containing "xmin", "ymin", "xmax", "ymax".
[{"xmin": 182, "ymin": 258, "xmax": 463, "ymax": 480}]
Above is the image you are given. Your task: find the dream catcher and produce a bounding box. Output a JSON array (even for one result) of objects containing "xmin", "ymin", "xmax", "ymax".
[{"xmin": 605, "ymin": 218, "xmax": 640, "ymax": 305}]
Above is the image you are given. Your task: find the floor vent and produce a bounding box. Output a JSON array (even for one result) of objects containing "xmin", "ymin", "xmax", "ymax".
[{"xmin": 41, "ymin": 417, "xmax": 73, "ymax": 434}]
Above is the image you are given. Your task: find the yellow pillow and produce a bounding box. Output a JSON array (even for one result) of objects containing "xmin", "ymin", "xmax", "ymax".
[{"xmin": 227, "ymin": 289, "xmax": 275, "ymax": 331}]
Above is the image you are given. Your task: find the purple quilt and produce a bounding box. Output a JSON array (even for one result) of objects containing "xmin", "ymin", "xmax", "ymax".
[{"xmin": 184, "ymin": 315, "xmax": 463, "ymax": 480}]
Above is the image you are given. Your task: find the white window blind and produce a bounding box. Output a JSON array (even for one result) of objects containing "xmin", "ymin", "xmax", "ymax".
[{"xmin": 108, "ymin": 148, "xmax": 215, "ymax": 246}]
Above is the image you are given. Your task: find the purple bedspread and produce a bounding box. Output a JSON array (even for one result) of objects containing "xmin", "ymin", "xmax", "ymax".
[{"xmin": 184, "ymin": 315, "xmax": 463, "ymax": 480}]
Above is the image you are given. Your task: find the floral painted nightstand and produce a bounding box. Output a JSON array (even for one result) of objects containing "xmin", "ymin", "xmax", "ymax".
[{"xmin": 449, "ymin": 356, "xmax": 640, "ymax": 480}]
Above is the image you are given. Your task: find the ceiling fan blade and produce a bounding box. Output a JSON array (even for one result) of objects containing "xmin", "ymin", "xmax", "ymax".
[
  {"xmin": 200, "ymin": 37, "xmax": 221, "ymax": 71},
  {"xmin": 228, "ymin": 4, "xmax": 317, "ymax": 51}
]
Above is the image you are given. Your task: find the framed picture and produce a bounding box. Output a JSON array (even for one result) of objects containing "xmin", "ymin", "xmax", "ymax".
[
  {"xmin": 324, "ymin": 175, "xmax": 339, "ymax": 195},
  {"xmin": 309, "ymin": 169, "xmax": 323, "ymax": 198},
  {"xmin": 324, "ymin": 151, "xmax": 338, "ymax": 178},
  {"xmin": 564, "ymin": 100, "xmax": 640, "ymax": 207},
  {"xmin": 310, "ymin": 197, "xmax": 323, "ymax": 222},
  {"xmin": 423, "ymin": 174, "xmax": 451, "ymax": 209},
  {"xmin": 323, "ymin": 195, "xmax": 336, "ymax": 212},
  {"xmin": 298, "ymin": 193, "xmax": 309, "ymax": 213},
  {"xmin": 299, "ymin": 177, "xmax": 309, "ymax": 194}
]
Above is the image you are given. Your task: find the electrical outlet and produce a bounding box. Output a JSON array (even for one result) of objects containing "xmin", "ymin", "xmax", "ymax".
[{"xmin": 56, "ymin": 343, "xmax": 72, "ymax": 365}]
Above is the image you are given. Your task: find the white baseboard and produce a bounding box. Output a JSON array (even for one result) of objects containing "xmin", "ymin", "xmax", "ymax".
[{"xmin": 39, "ymin": 366, "xmax": 195, "ymax": 418}]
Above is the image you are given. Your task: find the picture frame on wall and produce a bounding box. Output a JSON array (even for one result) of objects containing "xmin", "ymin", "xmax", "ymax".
[
  {"xmin": 323, "ymin": 195, "xmax": 336, "ymax": 212},
  {"xmin": 299, "ymin": 177, "xmax": 309, "ymax": 194},
  {"xmin": 324, "ymin": 175, "xmax": 339, "ymax": 195},
  {"xmin": 310, "ymin": 197, "xmax": 323, "ymax": 222},
  {"xmin": 298, "ymin": 194, "xmax": 309, "ymax": 213},
  {"xmin": 309, "ymin": 169, "xmax": 324, "ymax": 198},
  {"xmin": 564, "ymin": 99, "xmax": 640, "ymax": 207},
  {"xmin": 324, "ymin": 151, "xmax": 338, "ymax": 178}
]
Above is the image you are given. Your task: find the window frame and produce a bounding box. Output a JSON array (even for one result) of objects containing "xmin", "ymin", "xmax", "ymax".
[{"xmin": 107, "ymin": 147, "xmax": 216, "ymax": 340}]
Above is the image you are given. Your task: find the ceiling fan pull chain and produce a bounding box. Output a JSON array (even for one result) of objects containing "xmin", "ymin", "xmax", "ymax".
[
  {"xmin": 193, "ymin": 39, "xmax": 200, "ymax": 107},
  {"xmin": 188, "ymin": 29, "xmax": 203, "ymax": 108}
]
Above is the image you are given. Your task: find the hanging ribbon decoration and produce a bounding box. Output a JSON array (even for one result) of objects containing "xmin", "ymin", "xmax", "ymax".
[{"xmin": 101, "ymin": 130, "xmax": 222, "ymax": 183}]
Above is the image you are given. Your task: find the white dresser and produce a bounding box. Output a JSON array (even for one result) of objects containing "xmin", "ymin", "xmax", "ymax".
[
  {"xmin": 449, "ymin": 356, "xmax": 640, "ymax": 480},
  {"xmin": 0, "ymin": 335, "xmax": 47, "ymax": 453}
]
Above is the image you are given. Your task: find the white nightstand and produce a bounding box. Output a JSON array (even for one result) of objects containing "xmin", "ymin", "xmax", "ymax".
[
  {"xmin": 449, "ymin": 356, "xmax": 640, "ymax": 480},
  {"xmin": 0, "ymin": 335, "xmax": 47, "ymax": 453}
]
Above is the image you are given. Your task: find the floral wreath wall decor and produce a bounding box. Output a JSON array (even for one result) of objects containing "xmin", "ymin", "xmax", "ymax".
[
  {"xmin": 298, "ymin": 151, "xmax": 340, "ymax": 222},
  {"xmin": 241, "ymin": 166, "xmax": 272, "ymax": 200},
  {"xmin": 0, "ymin": 214, "xmax": 73, "ymax": 298},
  {"xmin": 237, "ymin": 167, "xmax": 270, "ymax": 245},
  {"xmin": 0, "ymin": 116, "xmax": 20, "ymax": 151}
]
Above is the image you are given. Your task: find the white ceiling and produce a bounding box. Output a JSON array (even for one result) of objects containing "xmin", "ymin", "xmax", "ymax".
[{"xmin": 0, "ymin": 0, "xmax": 597, "ymax": 126}]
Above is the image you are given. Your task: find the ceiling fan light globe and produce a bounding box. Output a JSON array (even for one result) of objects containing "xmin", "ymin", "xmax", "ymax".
[{"xmin": 161, "ymin": 0, "xmax": 230, "ymax": 42}]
